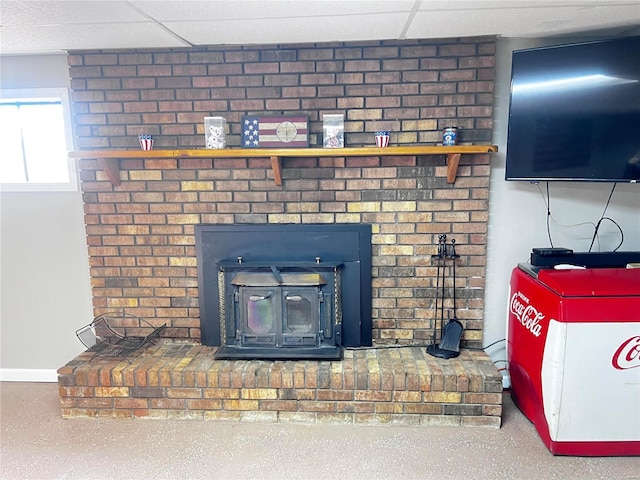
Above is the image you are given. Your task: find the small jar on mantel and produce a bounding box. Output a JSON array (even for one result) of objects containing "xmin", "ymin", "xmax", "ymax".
[{"xmin": 443, "ymin": 127, "xmax": 459, "ymax": 146}]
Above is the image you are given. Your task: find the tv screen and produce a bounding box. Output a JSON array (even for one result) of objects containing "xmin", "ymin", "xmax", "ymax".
[{"xmin": 505, "ymin": 36, "xmax": 640, "ymax": 183}]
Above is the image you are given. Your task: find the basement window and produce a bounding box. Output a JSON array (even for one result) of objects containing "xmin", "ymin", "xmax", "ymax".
[{"xmin": 0, "ymin": 88, "xmax": 78, "ymax": 192}]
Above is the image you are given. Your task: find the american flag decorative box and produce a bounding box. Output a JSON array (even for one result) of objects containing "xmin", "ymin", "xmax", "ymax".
[{"xmin": 241, "ymin": 115, "xmax": 309, "ymax": 148}]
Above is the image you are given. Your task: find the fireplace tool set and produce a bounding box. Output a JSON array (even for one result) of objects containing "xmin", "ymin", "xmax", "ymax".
[{"xmin": 427, "ymin": 234, "xmax": 464, "ymax": 359}]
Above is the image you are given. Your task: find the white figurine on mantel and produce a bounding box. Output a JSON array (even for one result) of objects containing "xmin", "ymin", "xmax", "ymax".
[
  {"xmin": 206, "ymin": 124, "xmax": 226, "ymax": 149},
  {"xmin": 204, "ymin": 116, "xmax": 227, "ymax": 149}
]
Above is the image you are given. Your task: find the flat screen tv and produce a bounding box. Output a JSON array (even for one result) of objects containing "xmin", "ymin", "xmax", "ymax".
[{"xmin": 505, "ymin": 36, "xmax": 640, "ymax": 183}]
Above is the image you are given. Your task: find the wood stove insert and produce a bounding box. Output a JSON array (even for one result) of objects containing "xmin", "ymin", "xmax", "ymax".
[{"xmin": 195, "ymin": 224, "xmax": 372, "ymax": 360}]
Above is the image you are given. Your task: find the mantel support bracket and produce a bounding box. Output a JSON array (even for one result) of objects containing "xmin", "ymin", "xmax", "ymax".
[
  {"xmin": 98, "ymin": 158, "xmax": 121, "ymax": 186},
  {"xmin": 270, "ymin": 156, "xmax": 283, "ymax": 186},
  {"xmin": 446, "ymin": 153, "xmax": 462, "ymax": 184}
]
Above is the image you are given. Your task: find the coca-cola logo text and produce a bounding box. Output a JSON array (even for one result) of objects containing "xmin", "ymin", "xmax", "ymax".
[
  {"xmin": 612, "ymin": 336, "xmax": 640, "ymax": 370},
  {"xmin": 510, "ymin": 292, "xmax": 544, "ymax": 337}
]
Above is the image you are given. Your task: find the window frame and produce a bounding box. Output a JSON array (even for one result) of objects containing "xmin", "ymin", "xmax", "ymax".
[{"xmin": 0, "ymin": 87, "xmax": 78, "ymax": 192}]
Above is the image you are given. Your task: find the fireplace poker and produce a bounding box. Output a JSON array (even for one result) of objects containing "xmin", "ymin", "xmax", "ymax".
[
  {"xmin": 430, "ymin": 234, "xmax": 447, "ymax": 346},
  {"xmin": 440, "ymin": 235, "xmax": 447, "ymax": 341},
  {"xmin": 451, "ymin": 239, "xmax": 459, "ymax": 323}
]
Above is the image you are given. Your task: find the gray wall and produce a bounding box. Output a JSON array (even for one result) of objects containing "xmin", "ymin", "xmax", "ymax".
[
  {"xmin": 0, "ymin": 55, "xmax": 93, "ymax": 379},
  {"xmin": 1, "ymin": 41, "xmax": 638, "ymax": 382}
]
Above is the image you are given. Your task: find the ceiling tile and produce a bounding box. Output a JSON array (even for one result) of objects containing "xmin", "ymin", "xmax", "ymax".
[
  {"xmin": 406, "ymin": 5, "xmax": 640, "ymax": 39},
  {"xmin": 1, "ymin": 23, "xmax": 189, "ymax": 55},
  {"xmin": 1, "ymin": 0, "xmax": 639, "ymax": 55},
  {"xmin": 0, "ymin": 1, "xmax": 146, "ymax": 25},
  {"xmin": 167, "ymin": 13, "xmax": 412, "ymax": 46},
  {"xmin": 131, "ymin": 0, "xmax": 417, "ymax": 22}
]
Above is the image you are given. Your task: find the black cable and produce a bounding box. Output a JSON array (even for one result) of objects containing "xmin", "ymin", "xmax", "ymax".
[
  {"xmin": 455, "ymin": 338, "xmax": 506, "ymax": 351},
  {"xmin": 535, "ymin": 183, "xmax": 596, "ymax": 236},
  {"xmin": 344, "ymin": 338, "xmax": 507, "ymax": 351},
  {"xmin": 537, "ymin": 182, "xmax": 624, "ymax": 252},
  {"xmin": 609, "ymin": 217, "xmax": 625, "ymax": 252},
  {"xmin": 588, "ymin": 183, "xmax": 617, "ymax": 252},
  {"xmin": 545, "ymin": 182, "xmax": 554, "ymax": 247},
  {"xmin": 483, "ymin": 338, "xmax": 506, "ymax": 350},
  {"xmin": 591, "ymin": 216, "xmax": 625, "ymax": 251},
  {"xmin": 345, "ymin": 344, "xmax": 427, "ymax": 350}
]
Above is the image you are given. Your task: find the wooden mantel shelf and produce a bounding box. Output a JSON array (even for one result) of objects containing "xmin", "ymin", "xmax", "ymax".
[{"xmin": 70, "ymin": 145, "xmax": 498, "ymax": 186}]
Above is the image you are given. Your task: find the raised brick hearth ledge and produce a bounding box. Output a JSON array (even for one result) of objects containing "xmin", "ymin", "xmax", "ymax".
[{"xmin": 58, "ymin": 341, "xmax": 503, "ymax": 427}]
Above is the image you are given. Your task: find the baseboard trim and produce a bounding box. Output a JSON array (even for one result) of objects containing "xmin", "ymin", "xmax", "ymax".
[{"xmin": 0, "ymin": 369, "xmax": 58, "ymax": 383}]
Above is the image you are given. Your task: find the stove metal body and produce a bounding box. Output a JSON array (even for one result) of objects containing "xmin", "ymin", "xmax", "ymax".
[{"xmin": 195, "ymin": 224, "xmax": 372, "ymax": 360}]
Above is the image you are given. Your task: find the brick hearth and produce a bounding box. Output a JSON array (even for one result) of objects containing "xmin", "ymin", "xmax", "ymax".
[{"xmin": 58, "ymin": 341, "xmax": 502, "ymax": 427}]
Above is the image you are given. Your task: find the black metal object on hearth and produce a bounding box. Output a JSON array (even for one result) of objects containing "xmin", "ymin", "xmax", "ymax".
[
  {"xmin": 195, "ymin": 224, "xmax": 372, "ymax": 360},
  {"xmin": 75, "ymin": 311, "xmax": 166, "ymax": 361},
  {"xmin": 427, "ymin": 236, "xmax": 464, "ymax": 359}
]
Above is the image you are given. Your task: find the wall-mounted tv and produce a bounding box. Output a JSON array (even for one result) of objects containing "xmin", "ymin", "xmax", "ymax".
[{"xmin": 505, "ymin": 36, "xmax": 640, "ymax": 183}]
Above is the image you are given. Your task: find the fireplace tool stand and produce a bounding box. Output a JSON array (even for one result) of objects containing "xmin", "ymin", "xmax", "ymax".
[{"xmin": 427, "ymin": 236, "xmax": 464, "ymax": 359}]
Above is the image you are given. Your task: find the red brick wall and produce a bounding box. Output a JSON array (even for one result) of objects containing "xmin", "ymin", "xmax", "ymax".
[{"xmin": 69, "ymin": 37, "xmax": 495, "ymax": 347}]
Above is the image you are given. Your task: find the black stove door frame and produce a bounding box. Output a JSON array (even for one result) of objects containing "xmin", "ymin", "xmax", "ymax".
[
  {"xmin": 235, "ymin": 285, "xmax": 323, "ymax": 348},
  {"xmin": 237, "ymin": 287, "xmax": 280, "ymax": 347},
  {"xmin": 281, "ymin": 287, "xmax": 321, "ymax": 347}
]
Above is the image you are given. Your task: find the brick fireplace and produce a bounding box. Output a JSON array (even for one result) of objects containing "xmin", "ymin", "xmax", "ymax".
[
  {"xmin": 70, "ymin": 36, "xmax": 494, "ymax": 346},
  {"xmin": 59, "ymin": 36, "xmax": 501, "ymax": 424}
]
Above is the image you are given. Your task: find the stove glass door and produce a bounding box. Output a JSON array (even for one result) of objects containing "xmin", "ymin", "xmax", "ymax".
[
  {"xmin": 237, "ymin": 286, "xmax": 320, "ymax": 348},
  {"xmin": 283, "ymin": 288, "xmax": 320, "ymax": 346},
  {"xmin": 239, "ymin": 288, "xmax": 279, "ymax": 346}
]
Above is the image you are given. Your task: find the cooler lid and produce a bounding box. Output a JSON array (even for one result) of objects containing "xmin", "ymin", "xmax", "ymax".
[{"xmin": 536, "ymin": 268, "xmax": 640, "ymax": 297}]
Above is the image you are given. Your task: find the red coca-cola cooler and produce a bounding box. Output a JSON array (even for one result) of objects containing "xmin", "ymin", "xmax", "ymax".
[{"xmin": 508, "ymin": 264, "xmax": 640, "ymax": 456}]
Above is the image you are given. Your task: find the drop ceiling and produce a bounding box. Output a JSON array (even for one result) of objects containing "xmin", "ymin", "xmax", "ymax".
[{"xmin": 1, "ymin": 0, "xmax": 639, "ymax": 56}]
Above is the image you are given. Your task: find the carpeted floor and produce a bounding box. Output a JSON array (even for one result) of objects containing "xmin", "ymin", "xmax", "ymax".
[{"xmin": 1, "ymin": 382, "xmax": 638, "ymax": 480}]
